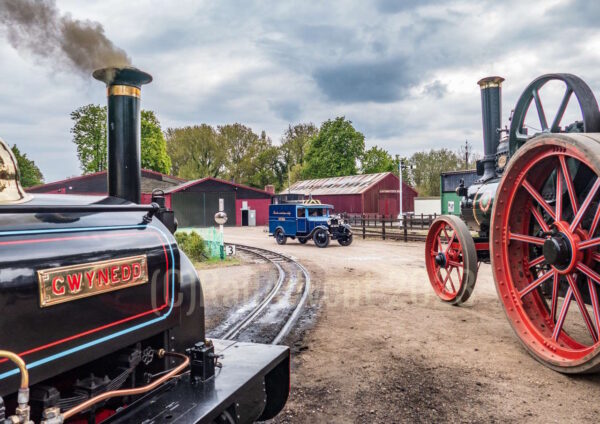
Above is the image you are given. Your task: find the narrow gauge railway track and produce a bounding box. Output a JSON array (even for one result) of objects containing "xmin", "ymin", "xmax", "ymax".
[{"xmin": 208, "ymin": 244, "xmax": 311, "ymax": 345}]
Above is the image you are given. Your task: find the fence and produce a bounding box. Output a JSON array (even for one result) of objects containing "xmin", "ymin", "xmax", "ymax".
[
  {"xmin": 178, "ymin": 227, "xmax": 224, "ymax": 259},
  {"xmin": 342, "ymin": 213, "xmax": 438, "ymax": 242}
]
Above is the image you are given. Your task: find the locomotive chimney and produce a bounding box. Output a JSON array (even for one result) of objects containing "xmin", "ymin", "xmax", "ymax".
[
  {"xmin": 477, "ymin": 76, "xmax": 504, "ymax": 181},
  {"xmin": 93, "ymin": 67, "xmax": 152, "ymax": 203}
]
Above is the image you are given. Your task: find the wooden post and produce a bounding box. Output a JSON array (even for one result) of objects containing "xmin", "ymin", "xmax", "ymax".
[
  {"xmin": 421, "ymin": 213, "xmax": 424, "ymax": 229},
  {"xmin": 403, "ymin": 216, "xmax": 408, "ymax": 242},
  {"xmin": 362, "ymin": 214, "xmax": 366, "ymax": 239},
  {"xmin": 382, "ymin": 216, "xmax": 386, "ymax": 240}
]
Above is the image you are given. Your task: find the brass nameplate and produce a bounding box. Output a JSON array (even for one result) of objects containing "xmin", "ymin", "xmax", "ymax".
[{"xmin": 37, "ymin": 255, "xmax": 149, "ymax": 308}]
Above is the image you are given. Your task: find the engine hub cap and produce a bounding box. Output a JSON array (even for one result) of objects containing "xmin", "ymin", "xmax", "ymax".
[
  {"xmin": 434, "ymin": 252, "xmax": 446, "ymax": 267},
  {"xmin": 543, "ymin": 233, "xmax": 571, "ymax": 271}
]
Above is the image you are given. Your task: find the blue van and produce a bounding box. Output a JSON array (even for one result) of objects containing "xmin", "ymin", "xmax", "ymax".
[{"xmin": 268, "ymin": 203, "xmax": 353, "ymax": 248}]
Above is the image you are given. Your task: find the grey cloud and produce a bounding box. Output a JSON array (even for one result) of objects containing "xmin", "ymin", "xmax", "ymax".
[
  {"xmin": 269, "ymin": 100, "xmax": 301, "ymax": 122},
  {"xmin": 423, "ymin": 80, "xmax": 448, "ymax": 99},
  {"xmin": 2, "ymin": 0, "xmax": 600, "ymax": 182},
  {"xmin": 313, "ymin": 58, "xmax": 416, "ymax": 103},
  {"xmin": 375, "ymin": 0, "xmax": 434, "ymax": 14}
]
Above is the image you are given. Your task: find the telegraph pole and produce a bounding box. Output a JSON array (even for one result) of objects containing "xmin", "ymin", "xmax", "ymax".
[
  {"xmin": 464, "ymin": 140, "xmax": 469, "ymax": 170},
  {"xmin": 399, "ymin": 157, "xmax": 403, "ymax": 224}
]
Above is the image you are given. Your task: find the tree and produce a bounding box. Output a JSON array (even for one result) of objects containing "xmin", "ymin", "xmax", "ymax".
[
  {"xmin": 361, "ymin": 146, "xmax": 395, "ymax": 174},
  {"xmin": 11, "ymin": 144, "xmax": 43, "ymax": 187},
  {"xmin": 218, "ymin": 123, "xmax": 262, "ymax": 184},
  {"xmin": 166, "ymin": 124, "xmax": 225, "ymax": 179},
  {"xmin": 457, "ymin": 140, "xmax": 481, "ymax": 170},
  {"xmin": 391, "ymin": 155, "xmax": 414, "ymax": 186},
  {"xmin": 71, "ymin": 104, "xmax": 171, "ymax": 175},
  {"xmin": 410, "ymin": 149, "xmax": 463, "ymax": 196},
  {"xmin": 280, "ymin": 123, "xmax": 318, "ymax": 171},
  {"xmin": 302, "ymin": 117, "xmax": 365, "ymax": 179},
  {"xmin": 140, "ymin": 110, "xmax": 171, "ymax": 174},
  {"xmin": 70, "ymin": 104, "xmax": 107, "ymax": 174}
]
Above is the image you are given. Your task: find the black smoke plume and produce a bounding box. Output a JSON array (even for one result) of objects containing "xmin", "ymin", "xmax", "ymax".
[{"xmin": 0, "ymin": 0, "xmax": 130, "ymax": 75}]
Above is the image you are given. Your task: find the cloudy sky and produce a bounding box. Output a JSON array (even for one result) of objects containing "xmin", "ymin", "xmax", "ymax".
[{"xmin": 1, "ymin": 0, "xmax": 600, "ymax": 182}]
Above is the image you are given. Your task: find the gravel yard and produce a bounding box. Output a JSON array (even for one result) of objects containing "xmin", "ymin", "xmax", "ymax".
[{"xmin": 199, "ymin": 227, "xmax": 600, "ymax": 423}]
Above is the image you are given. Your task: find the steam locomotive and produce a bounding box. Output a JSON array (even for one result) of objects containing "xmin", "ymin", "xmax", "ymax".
[
  {"xmin": 425, "ymin": 73, "xmax": 600, "ymax": 373},
  {"xmin": 0, "ymin": 68, "xmax": 289, "ymax": 423}
]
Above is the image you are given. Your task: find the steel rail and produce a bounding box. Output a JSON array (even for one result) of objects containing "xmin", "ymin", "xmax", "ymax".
[
  {"xmin": 221, "ymin": 247, "xmax": 285, "ymax": 340},
  {"xmin": 224, "ymin": 244, "xmax": 311, "ymax": 345}
]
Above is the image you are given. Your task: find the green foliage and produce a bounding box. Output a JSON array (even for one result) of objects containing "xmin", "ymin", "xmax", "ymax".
[
  {"xmin": 302, "ymin": 117, "xmax": 365, "ymax": 179},
  {"xmin": 166, "ymin": 124, "xmax": 225, "ymax": 179},
  {"xmin": 175, "ymin": 231, "xmax": 207, "ymax": 263},
  {"xmin": 11, "ymin": 145, "xmax": 44, "ymax": 187},
  {"xmin": 218, "ymin": 123, "xmax": 261, "ymax": 184},
  {"xmin": 410, "ymin": 149, "xmax": 463, "ymax": 196},
  {"xmin": 218, "ymin": 125, "xmax": 285, "ymax": 190},
  {"xmin": 71, "ymin": 104, "xmax": 171, "ymax": 175},
  {"xmin": 280, "ymin": 123, "xmax": 318, "ymax": 169},
  {"xmin": 70, "ymin": 104, "xmax": 107, "ymax": 174},
  {"xmin": 361, "ymin": 145, "xmax": 395, "ymax": 174},
  {"xmin": 141, "ymin": 110, "xmax": 171, "ymax": 174},
  {"xmin": 246, "ymin": 139, "xmax": 285, "ymax": 189}
]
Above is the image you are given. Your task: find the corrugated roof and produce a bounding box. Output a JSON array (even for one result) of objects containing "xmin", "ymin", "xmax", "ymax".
[{"xmin": 286, "ymin": 172, "xmax": 393, "ymax": 195}]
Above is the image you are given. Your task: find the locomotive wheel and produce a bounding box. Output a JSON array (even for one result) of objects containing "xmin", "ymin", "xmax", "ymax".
[
  {"xmin": 492, "ymin": 133, "xmax": 600, "ymax": 373},
  {"xmin": 338, "ymin": 234, "xmax": 353, "ymax": 246},
  {"xmin": 313, "ymin": 228, "xmax": 330, "ymax": 248},
  {"xmin": 275, "ymin": 228, "xmax": 287, "ymax": 245},
  {"xmin": 425, "ymin": 215, "xmax": 477, "ymax": 305}
]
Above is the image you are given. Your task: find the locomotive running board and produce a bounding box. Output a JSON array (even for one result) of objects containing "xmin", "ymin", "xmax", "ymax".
[{"xmin": 103, "ymin": 339, "xmax": 290, "ymax": 423}]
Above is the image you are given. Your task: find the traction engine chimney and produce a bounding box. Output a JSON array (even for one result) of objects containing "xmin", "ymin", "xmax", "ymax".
[
  {"xmin": 477, "ymin": 76, "xmax": 504, "ymax": 181},
  {"xmin": 93, "ymin": 67, "xmax": 152, "ymax": 203}
]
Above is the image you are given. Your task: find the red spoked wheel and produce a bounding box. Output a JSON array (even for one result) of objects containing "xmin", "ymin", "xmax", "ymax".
[
  {"xmin": 492, "ymin": 133, "xmax": 600, "ymax": 373},
  {"xmin": 425, "ymin": 215, "xmax": 478, "ymax": 305}
]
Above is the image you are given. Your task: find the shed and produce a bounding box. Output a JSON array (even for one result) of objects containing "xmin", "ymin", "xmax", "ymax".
[
  {"xmin": 440, "ymin": 169, "xmax": 478, "ymax": 215},
  {"xmin": 161, "ymin": 178, "xmax": 274, "ymax": 227},
  {"xmin": 286, "ymin": 172, "xmax": 417, "ymax": 216},
  {"xmin": 27, "ymin": 169, "xmax": 185, "ymax": 197}
]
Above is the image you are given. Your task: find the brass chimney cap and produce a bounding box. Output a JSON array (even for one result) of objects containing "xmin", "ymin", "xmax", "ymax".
[
  {"xmin": 0, "ymin": 138, "xmax": 32, "ymax": 204},
  {"xmin": 478, "ymin": 76, "xmax": 505, "ymax": 89}
]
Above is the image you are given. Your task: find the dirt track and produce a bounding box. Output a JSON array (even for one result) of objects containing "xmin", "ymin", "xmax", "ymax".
[{"xmin": 205, "ymin": 227, "xmax": 600, "ymax": 423}]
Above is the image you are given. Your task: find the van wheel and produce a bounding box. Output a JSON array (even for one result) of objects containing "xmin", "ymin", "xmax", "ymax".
[
  {"xmin": 298, "ymin": 237, "xmax": 308, "ymax": 244},
  {"xmin": 338, "ymin": 234, "xmax": 353, "ymax": 246},
  {"xmin": 275, "ymin": 228, "xmax": 287, "ymax": 245},
  {"xmin": 313, "ymin": 228, "xmax": 330, "ymax": 248}
]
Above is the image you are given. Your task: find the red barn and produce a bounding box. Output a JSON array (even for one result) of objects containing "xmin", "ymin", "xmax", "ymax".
[{"xmin": 286, "ymin": 172, "xmax": 417, "ymax": 216}]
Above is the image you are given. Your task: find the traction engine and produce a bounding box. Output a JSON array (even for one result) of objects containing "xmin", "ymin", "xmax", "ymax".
[{"xmin": 425, "ymin": 73, "xmax": 600, "ymax": 373}]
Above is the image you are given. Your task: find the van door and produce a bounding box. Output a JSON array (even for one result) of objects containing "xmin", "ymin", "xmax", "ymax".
[{"xmin": 297, "ymin": 207, "xmax": 307, "ymax": 233}]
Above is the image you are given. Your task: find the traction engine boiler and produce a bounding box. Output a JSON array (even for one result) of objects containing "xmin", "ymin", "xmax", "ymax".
[
  {"xmin": 425, "ymin": 74, "xmax": 600, "ymax": 373},
  {"xmin": 0, "ymin": 68, "xmax": 289, "ymax": 423}
]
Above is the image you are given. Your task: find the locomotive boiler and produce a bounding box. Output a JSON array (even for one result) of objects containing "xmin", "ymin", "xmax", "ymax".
[
  {"xmin": 0, "ymin": 67, "xmax": 289, "ymax": 423},
  {"xmin": 425, "ymin": 73, "xmax": 600, "ymax": 373}
]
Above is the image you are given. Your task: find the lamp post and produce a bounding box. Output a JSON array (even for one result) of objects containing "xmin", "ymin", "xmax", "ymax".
[
  {"xmin": 396, "ymin": 156, "xmax": 415, "ymax": 227},
  {"xmin": 398, "ymin": 157, "xmax": 403, "ymax": 224},
  {"xmin": 214, "ymin": 198, "xmax": 227, "ymax": 260}
]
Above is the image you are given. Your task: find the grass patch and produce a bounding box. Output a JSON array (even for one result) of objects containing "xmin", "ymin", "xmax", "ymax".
[{"xmin": 194, "ymin": 256, "xmax": 241, "ymax": 269}]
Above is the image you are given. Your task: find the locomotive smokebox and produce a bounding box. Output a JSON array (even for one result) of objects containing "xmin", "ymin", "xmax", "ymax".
[
  {"xmin": 93, "ymin": 67, "xmax": 152, "ymax": 203},
  {"xmin": 477, "ymin": 76, "xmax": 504, "ymax": 181}
]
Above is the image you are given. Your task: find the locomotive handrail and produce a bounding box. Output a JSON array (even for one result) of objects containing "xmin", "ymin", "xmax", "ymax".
[{"xmin": 0, "ymin": 203, "xmax": 160, "ymax": 216}]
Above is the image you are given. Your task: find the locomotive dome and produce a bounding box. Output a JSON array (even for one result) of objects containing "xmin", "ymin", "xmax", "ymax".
[{"xmin": 0, "ymin": 137, "xmax": 31, "ymax": 204}]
